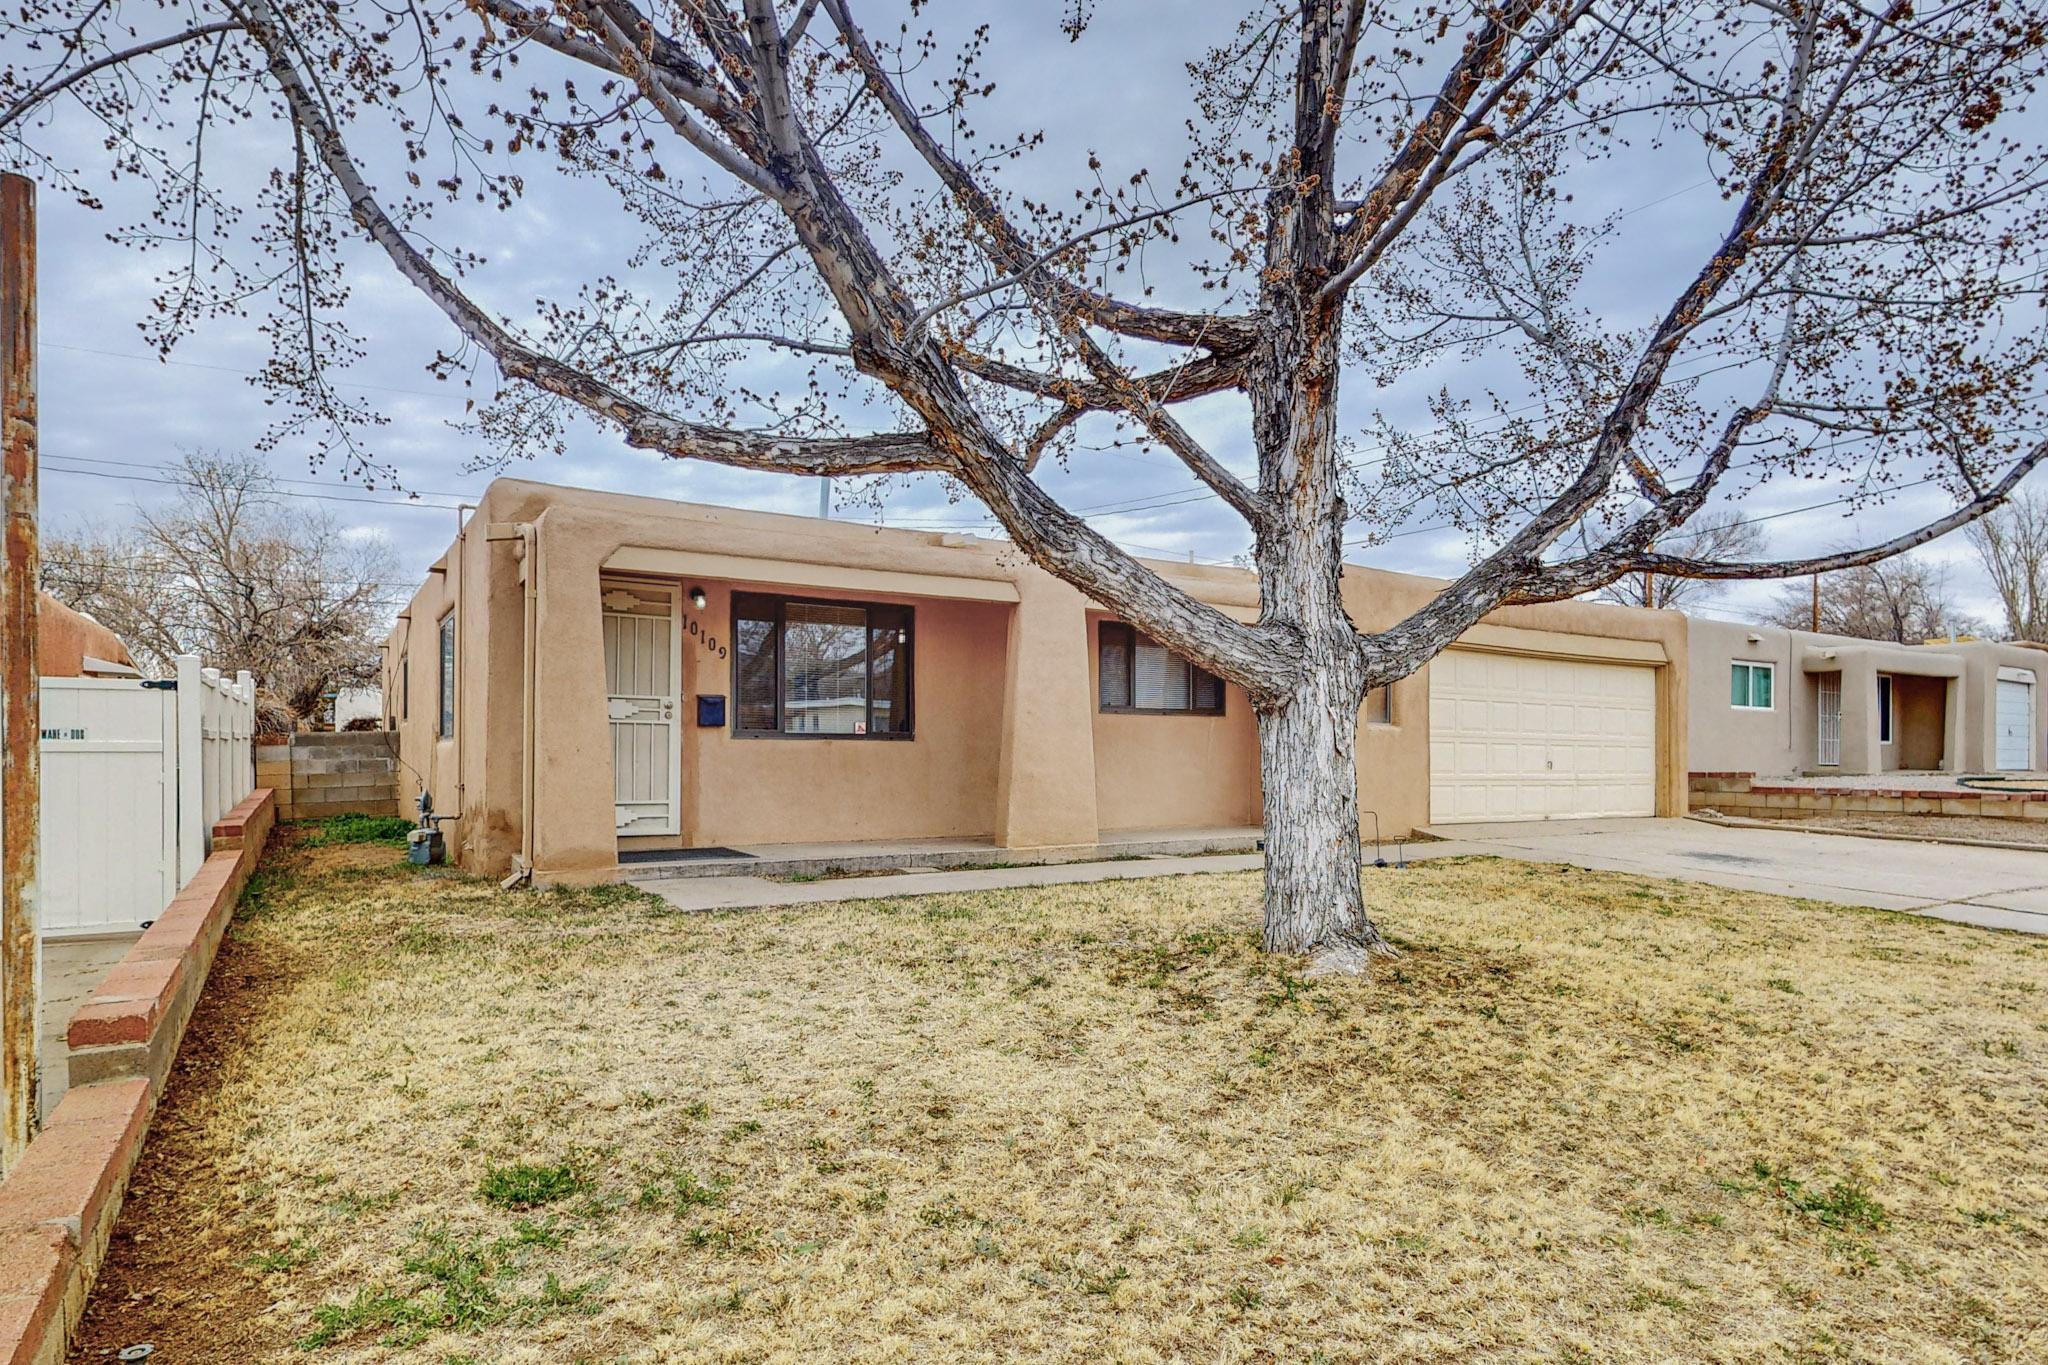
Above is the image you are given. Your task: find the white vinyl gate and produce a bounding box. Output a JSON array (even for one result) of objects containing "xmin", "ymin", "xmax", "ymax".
[{"xmin": 39, "ymin": 657, "xmax": 255, "ymax": 936}]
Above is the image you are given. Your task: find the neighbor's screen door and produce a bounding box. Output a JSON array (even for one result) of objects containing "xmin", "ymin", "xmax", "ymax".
[
  {"xmin": 1816, "ymin": 672, "xmax": 1841, "ymax": 767},
  {"xmin": 602, "ymin": 580, "xmax": 682, "ymax": 835}
]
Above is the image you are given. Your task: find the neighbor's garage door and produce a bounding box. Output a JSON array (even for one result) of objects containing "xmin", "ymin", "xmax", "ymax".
[{"xmin": 1429, "ymin": 649, "xmax": 1657, "ymax": 823}]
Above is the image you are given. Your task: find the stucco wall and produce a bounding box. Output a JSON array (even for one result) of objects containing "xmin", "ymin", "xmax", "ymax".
[
  {"xmin": 1688, "ymin": 618, "xmax": 1799, "ymax": 775},
  {"xmin": 1086, "ymin": 613, "xmax": 1261, "ymax": 832},
  {"xmin": 387, "ymin": 479, "xmax": 1688, "ymax": 879}
]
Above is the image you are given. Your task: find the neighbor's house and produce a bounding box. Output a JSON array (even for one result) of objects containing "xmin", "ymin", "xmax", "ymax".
[
  {"xmin": 1689, "ymin": 617, "xmax": 2048, "ymax": 778},
  {"xmin": 383, "ymin": 480, "xmax": 1688, "ymax": 883},
  {"xmin": 39, "ymin": 594, "xmax": 136, "ymax": 677}
]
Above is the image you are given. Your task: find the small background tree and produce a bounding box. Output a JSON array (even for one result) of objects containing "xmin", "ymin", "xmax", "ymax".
[
  {"xmin": 1764, "ymin": 555, "xmax": 1977, "ymax": 644},
  {"xmin": 1968, "ymin": 488, "xmax": 2048, "ymax": 644},
  {"xmin": 40, "ymin": 452, "xmax": 396, "ymax": 723},
  {"xmin": 1593, "ymin": 513, "xmax": 1768, "ymax": 613}
]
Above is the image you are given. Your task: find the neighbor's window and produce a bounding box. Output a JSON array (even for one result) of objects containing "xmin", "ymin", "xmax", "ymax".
[
  {"xmin": 732, "ymin": 593, "xmax": 913, "ymax": 738},
  {"xmin": 1098, "ymin": 622, "xmax": 1224, "ymax": 715},
  {"xmin": 437, "ymin": 612, "xmax": 456, "ymax": 738},
  {"xmin": 1878, "ymin": 674, "xmax": 1894, "ymax": 744},
  {"xmin": 399, "ymin": 653, "xmax": 409, "ymax": 721},
  {"xmin": 1366, "ymin": 686, "xmax": 1393, "ymax": 725},
  {"xmin": 1730, "ymin": 661, "xmax": 1774, "ymax": 710}
]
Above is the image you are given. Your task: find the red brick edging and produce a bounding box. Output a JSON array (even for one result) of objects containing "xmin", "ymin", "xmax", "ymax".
[{"xmin": 0, "ymin": 788, "xmax": 274, "ymax": 1363}]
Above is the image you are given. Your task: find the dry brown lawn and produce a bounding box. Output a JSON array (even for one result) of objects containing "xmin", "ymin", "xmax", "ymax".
[{"xmin": 76, "ymin": 835, "xmax": 2048, "ymax": 1363}]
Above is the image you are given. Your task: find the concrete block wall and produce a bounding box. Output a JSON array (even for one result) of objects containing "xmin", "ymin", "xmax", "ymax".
[
  {"xmin": 256, "ymin": 730, "xmax": 401, "ymax": 822},
  {"xmin": 1690, "ymin": 772, "xmax": 2048, "ymax": 821}
]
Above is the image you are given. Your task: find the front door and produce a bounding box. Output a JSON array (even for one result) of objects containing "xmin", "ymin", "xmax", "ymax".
[{"xmin": 602, "ymin": 580, "xmax": 682, "ymax": 835}]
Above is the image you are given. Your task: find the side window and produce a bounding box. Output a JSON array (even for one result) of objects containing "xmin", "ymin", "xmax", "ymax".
[
  {"xmin": 438, "ymin": 612, "xmax": 456, "ymax": 738},
  {"xmin": 1730, "ymin": 661, "xmax": 1774, "ymax": 710},
  {"xmin": 1097, "ymin": 622, "xmax": 1224, "ymax": 715},
  {"xmin": 1366, "ymin": 686, "xmax": 1393, "ymax": 725}
]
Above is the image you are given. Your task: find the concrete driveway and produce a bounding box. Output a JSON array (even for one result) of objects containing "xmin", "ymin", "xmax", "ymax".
[{"xmin": 1413, "ymin": 817, "xmax": 2048, "ymax": 934}]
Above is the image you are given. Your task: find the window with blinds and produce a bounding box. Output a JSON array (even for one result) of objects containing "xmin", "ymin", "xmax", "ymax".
[
  {"xmin": 732, "ymin": 593, "xmax": 913, "ymax": 738},
  {"xmin": 1098, "ymin": 622, "xmax": 1225, "ymax": 715}
]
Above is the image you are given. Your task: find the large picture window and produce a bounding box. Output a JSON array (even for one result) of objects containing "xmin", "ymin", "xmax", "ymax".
[
  {"xmin": 1098, "ymin": 622, "xmax": 1224, "ymax": 715},
  {"xmin": 732, "ymin": 593, "xmax": 913, "ymax": 738}
]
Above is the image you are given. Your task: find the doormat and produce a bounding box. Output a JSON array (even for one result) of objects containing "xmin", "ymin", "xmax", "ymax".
[{"xmin": 619, "ymin": 846, "xmax": 753, "ymax": 864}]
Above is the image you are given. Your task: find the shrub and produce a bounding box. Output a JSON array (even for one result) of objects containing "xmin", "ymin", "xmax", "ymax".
[{"xmin": 342, "ymin": 716, "xmax": 384, "ymax": 732}]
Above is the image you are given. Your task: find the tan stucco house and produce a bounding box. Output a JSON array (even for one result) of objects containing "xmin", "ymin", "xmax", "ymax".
[
  {"xmin": 383, "ymin": 480, "xmax": 1689, "ymax": 883},
  {"xmin": 1689, "ymin": 617, "xmax": 2048, "ymax": 778}
]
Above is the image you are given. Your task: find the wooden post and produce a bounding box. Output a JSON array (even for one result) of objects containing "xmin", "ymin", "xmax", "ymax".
[
  {"xmin": 0, "ymin": 173, "xmax": 39, "ymax": 1171},
  {"xmin": 1811, "ymin": 573, "xmax": 1821, "ymax": 632}
]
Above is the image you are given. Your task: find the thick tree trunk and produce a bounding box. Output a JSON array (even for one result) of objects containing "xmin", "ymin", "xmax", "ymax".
[{"xmin": 1256, "ymin": 644, "xmax": 1394, "ymax": 972}]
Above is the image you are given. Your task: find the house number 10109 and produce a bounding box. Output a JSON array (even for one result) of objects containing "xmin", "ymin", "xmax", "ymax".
[{"xmin": 684, "ymin": 615, "xmax": 727, "ymax": 660}]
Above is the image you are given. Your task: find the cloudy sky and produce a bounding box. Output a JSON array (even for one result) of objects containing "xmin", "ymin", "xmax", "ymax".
[{"xmin": 15, "ymin": 0, "xmax": 2033, "ymax": 631}]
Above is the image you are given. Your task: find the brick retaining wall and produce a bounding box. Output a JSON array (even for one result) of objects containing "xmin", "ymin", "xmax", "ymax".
[
  {"xmin": 1690, "ymin": 772, "xmax": 2048, "ymax": 821},
  {"xmin": 0, "ymin": 788, "xmax": 274, "ymax": 1363},
  {"xmin": 256, "ymin": 729, "xmax": 399, "ymax": 822}
]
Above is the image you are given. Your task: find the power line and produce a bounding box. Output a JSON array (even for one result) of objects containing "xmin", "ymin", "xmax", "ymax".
[{"xmin": 40, "ymin": 460, "xmax": 471, "ymax": 512}]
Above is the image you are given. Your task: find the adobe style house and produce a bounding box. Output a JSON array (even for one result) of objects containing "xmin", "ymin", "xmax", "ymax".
[
  {"xmin": 1689, "ymin": 617, "xmax": 2048, "ymax": 778},
  {"xmin": 383, "ymin": 480, "xmax": 1688, "ymax": 883}
]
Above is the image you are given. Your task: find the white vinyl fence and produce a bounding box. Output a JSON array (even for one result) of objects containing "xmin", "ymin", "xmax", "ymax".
[{"xmin": 39, "ymin": 657, "xmax": 255, "ymax": 936}]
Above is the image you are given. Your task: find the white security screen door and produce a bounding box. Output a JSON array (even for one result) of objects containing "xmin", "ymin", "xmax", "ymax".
[
  {"xmin": 602, "ymin": 580, "xmax": 682, "ymax": 835},
  {"xmin": 1816, "ymin": 673, "xmax": 1841, "ymax": 767},
  {"xmin": 1995, "ymin": 672, "xmax": 2034, "ymax": 770}
]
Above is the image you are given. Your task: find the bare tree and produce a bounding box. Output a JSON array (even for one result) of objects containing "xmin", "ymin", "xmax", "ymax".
[
  {"xmin": 40, "ymin": 453, "xmax": 395, "ymax": 720},
  {"xmin": 1968, "ymin": 487, "xmax": 2048, "ymax": 643},
  {"xmin": 6, "ymin": 2, "xmax": 2046, "ymax": 969},
  {"xmin": 1594, "ymin": 512, "xmax": 1767, "ymax": 612},
  {"xmin": 1764, "ymin": 555, "xmax": 1974, "ymax": 644}
]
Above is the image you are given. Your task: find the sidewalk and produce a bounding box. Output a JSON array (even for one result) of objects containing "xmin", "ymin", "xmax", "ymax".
[{"xmin": 638, "ymin": 852, "xmax": 1265, "ymax": 911}]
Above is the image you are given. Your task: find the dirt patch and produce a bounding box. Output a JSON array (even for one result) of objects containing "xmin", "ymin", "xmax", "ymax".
[
  {"xmin": 67, "ymin": 867, "xmax": 304, "ymax": 1361},
  {"xmin": 1787, "ymin": 812, "xmax": 2048, "ymax": 847}
]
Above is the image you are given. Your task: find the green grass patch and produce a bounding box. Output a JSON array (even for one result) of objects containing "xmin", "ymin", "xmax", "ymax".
[
  {"xmin": 303, "ymin": 813, "xmax": 416, "ymax": 847},
  {"xmin": 477, "ymin": 1161, "xmax": 590, "ymax": 1210}
]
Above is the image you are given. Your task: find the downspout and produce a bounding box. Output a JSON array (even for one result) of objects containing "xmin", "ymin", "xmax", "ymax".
[{"xmin": 486, "ymin": 520, "xmax": 539, "ymax": 889}]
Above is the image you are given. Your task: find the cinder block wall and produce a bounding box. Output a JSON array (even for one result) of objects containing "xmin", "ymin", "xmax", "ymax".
[{"xmin": 256, "ymin": 730, "xmax": 401, "ymax": 822}]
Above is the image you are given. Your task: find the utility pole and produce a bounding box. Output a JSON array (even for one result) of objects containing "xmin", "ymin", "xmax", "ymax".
[
  {"xmin": 817, "ymin": 476, "xmax": 830, "ymax": 519},
  {"xmin": 1810, "ymin": 573, "xmax": 1821, "ymax": 632},
  {"xmin": 0, "ymin": 173, "xmax": 40, "ymax": 1172},
  {"xmin": 1642, "ymin": 569, "xmax": 1655, "ymax": 610}
]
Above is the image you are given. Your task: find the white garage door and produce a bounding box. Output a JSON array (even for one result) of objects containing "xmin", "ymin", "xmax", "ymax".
[
  {"xmin": 1429, "ymin": 649, "xmax": 1657, "ymax": 823},
  {"xmin": 1995, "ymin": 673, "xmax": 2034, "ymax": 771}
]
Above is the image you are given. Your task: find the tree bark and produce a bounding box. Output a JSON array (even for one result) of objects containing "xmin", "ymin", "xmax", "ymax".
[{"xmin": 1255, "ymin": 638, "xmax": 1393, "ymax": 972}]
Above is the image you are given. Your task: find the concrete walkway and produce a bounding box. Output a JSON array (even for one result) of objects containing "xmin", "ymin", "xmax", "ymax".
[
  {"xmin": 638, "ymin": 817, "xmax": 2048, "ymax": 937},
  {"xmin": 640, "ymin": 852, "xmax": 1264, "ymax": 912},
  {"xmin": 1414, "ymin": 817, "xmax": 2048, "ymax": 934},
  {"xmin": 36, "ymin": 933, "xmax": 137, "ymax": 1113}
]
